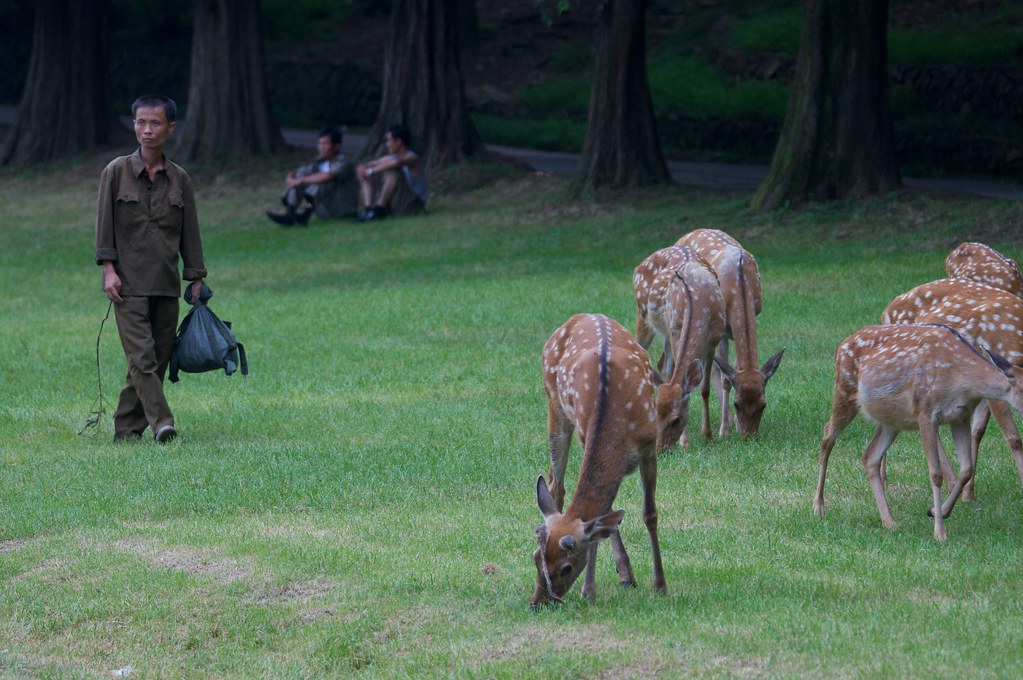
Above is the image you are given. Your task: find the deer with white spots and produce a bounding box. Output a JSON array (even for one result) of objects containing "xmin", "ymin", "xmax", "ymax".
[
  {"xmin": 813, "ymin": 324, "xmax": 1023, "ymax": 541},
  {"xmin": 633, "ymin": 245, "xmax": 726, "ymax": 450},
  {"xmin": 531, "ymin": 313, "xmax": 666, "ymax": 605},
  {"xmin": 674, "ymin": 228, "xmax": 784, "ymax": 437},
  {"xmin": 882, "ymin": 277, "xmax": 1023, "ymax": 499},
  {"xmin": 945, "ymin": 241, "xmax": 1023, "ymax": 299}
]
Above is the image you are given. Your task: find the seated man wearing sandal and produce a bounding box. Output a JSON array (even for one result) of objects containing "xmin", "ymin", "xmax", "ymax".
[{"xmin": 355, "ymin": 123, "xmax": 428, "ymax": 222}]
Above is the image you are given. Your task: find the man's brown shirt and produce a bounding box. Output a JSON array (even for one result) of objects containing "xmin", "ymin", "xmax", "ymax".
[{"xmin": 95, "ymin": 149, "xmax": 206, "ymax": 296}]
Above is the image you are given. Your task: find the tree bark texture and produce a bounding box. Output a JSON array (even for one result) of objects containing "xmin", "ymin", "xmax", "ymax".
[
  {"xmin": 174, "ymin": 0, "xmax": 283, "ymax": 162},
  {"xmin": 363, "ymin": 0, "xmax": 486, "ymax": 168},
  {"xmin": 457, "ymin": 0, "xmax": 480, "ymax": 50},
  {"xmin": 574, "ymin": 0, "xmax": 670, "ymax": 192},
  {"xmin": 751, "ymin": 0, "xmax": 901, "ymax": 211},
  {"xmin": 0, "ymin": 0, "xmax": 125, "ymax": 166}
]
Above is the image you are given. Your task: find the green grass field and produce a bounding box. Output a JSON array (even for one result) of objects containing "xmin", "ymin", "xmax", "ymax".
[{"xmin": 2, "ymin": 152, "xmax": 1023, "ymax": 678}]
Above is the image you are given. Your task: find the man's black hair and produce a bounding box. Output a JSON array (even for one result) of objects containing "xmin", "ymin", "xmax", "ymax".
[
  {"xmin": 320, "ymin": 126, "xmax": 343, "ymax": 145},
  {"xmin": 132, "ymin": 94, "xmax": 177, "ymax": 123},
  {"xmin": 388, "ymin": 123, "xmax": 412, "ymax": 148}
]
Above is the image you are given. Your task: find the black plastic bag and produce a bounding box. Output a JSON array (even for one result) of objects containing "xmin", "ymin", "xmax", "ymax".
[{"xmin": 169, "ymin": 282, "xmax": 248, "ymax": 383}]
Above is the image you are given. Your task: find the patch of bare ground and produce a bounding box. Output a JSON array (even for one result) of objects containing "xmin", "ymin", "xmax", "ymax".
[
  {"xmin": 250, "ymin": 578, "xmax": 336, "ymax": 605},
  {"xmin": 478, "ymin": 624, "xmax": 627, "ymax": 663},
  {"xmin": 112, "ymin": 538, "xmax": 252, "ymax": 585},
  {"xmin": 0, "ymin": 538, "xmax": 31, "ymax": 553},
  {"xmin": 9, "ymin": 558, "xmax": 72, "ymax": 585}
]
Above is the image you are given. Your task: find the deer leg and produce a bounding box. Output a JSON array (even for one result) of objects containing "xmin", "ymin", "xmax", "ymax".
[
  {"xmin": 582, "ymin": 543, "xmax": 599, "ymax": 602},
  {"xmin": 547, "ymin": 404, "xmax": 573, "ymax": 513},
  {"xmin": 934, "ymin": 434, "xmax": 956, "ymax": 493},
  {"xmin": 813, "ymin": 394, "xmax": 858, "ymax": 518},
  {"xmin": 639, "ymin": 450, "xmax": 667, "ymax": 593},
  {"xmin": 983, "ymin": 400, "xmax": 1023, "ymax": 496},
  {"xmin": 608, "ymin": 528, "xmax": 635, "ymax": 588},
  {"xmin": 714, "ymin": 337, "xmax": 733, "ymax": 437},
  {"xmin": 936, "ymin": 421, "xmax": 975, "ymax": 523},
  {"xmin": 862, "ymin": 425, "xmax": 900, "ymax": 530},
  {"xmin": 965, "ymin": 398, "xmax": 990, "ymax": 499},
  {"xmin": 700, "ymin": 355, "xmax": 714, "ymax": 442},
  {"xmin": 918, "ymin": 422, "xmax": 949, "ymax": 541}
]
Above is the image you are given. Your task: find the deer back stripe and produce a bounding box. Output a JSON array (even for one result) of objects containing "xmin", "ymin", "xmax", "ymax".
[
  {"xmin": 592, "ymin": 314, "xmax": 611, "ymax": 447},
  {"xmin": 735, "ymin": 251, "xmax": 757, "ymax": 361},
  {"xmin": 922, "ymin": 322, "xmax": 993, "ymax": 364},
  {"xmin": 672, "ymin": 269, "xmax": 695, "ymax": 382}
]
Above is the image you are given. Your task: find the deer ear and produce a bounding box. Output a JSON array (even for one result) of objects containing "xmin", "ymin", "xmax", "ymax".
[
  {"xmin": 713, "ymin": 355, "xmax": 737, "ymax": 382},
  {"xmin": 583, "ymin": 509, "xmax": 625, "ymax": 542},
  {"xmin": 761, "ymin": 348, "xmax": 785, "ymax": 380},
  {"xmin": 536, "ymin": 476, "xmax": 559, "ymax": 520}
]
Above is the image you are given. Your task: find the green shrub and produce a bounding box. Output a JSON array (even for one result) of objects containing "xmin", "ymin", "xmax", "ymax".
[
  {"xmin": 472, "ymin": 114, "xmax": 586, "ymax": 153},
  {"xmin": 731, "ymin": 6, "xmax": 802, "ymax": 54},
  {"xmin": 649, "ymin": 57, "xmax": 788, "ymax": 119},
  {"xmin": 519, "ymin": 77, "xmax": 590, "ymax": 117},
  {"xmin": 889, "ymin": 15, "xmax": 1023, "ymax": 65}
]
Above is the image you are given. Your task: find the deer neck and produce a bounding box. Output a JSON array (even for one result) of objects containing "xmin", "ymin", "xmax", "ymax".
[
  {"xmin": 669, "ymin": 274, "xmax": 697, "ymax": 386},
  {"xmin": 565, "ymin": 428, "xmax": 629, "ymax": 521},
  {"xmin": 725, "ymin": 252, "xmax": 760, "ymax": 371}
]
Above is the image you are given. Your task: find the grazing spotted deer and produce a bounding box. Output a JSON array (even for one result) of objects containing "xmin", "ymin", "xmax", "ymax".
[
  {"xmin": 882, "ymin": 277, "xmax": 1023, "ymax": 498},
  {"xmin": 813, "ymin": 324, "xmax": 1023, "ymax": 541},
  {"xmin": 945, "ymin": 241, "xmax": 1023, "ymax": 299},
  {"xmin": 633, "ymin": 245, "xmax": 726, "ymax": 449},
  {"xmin": 531, "ymin": 313, "xmax": 666, "ymax": 605},
  {"xmin": 675, "ymin": 228, "xmax": 784, "ymax": 437}
]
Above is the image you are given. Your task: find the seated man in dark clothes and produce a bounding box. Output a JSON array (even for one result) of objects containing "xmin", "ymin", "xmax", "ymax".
[{"xmin": 267, "ymin": 126, "xmax": 358, "ymax": 227}]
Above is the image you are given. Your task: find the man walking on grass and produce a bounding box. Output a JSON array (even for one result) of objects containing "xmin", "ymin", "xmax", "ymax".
[{"xmin": 94, "ymin": 94, "xmax": 207, "ymax": 444}]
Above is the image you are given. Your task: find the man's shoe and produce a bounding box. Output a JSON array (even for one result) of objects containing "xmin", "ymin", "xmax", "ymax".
[
  {"xmin": 357, "ymin": 207, "xmax": 377, "ymax": 223},
  {"xmin": 295, "ymin": 207, "xmax": 314, "ymax": 226},
  {"xmin": 266, "ymin": 210, "xmax": 295, "ymax": 227},
  {"xmin": 372, "ymin": 205, "xmax": 388, "ymax": 218},
  {"xmin": 155, "ymin": 425, "xmax": 177, "ymax": 443}
]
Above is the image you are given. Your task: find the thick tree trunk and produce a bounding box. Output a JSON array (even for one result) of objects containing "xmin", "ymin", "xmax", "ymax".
[
  {"xmin": 363, "ymin": 0, "xmax": 486, "ymax": 168},
  {"xmin": 751, "ymin": 0, "xmax": 901, "ymax": 211},
  {"xmin": 174, "ymin": 0, "xmax": 283, "ymax": 162},
  {"xmin": 575, "ymin": 0, "xmax": 670, "ymax": 192},
  {"xmin": 457, "ymin": 0, "xmax": 480, "ymax": 50},
  {"xmin": 0, "ymin": 0, "xmax": 126, "ymax": 166}
]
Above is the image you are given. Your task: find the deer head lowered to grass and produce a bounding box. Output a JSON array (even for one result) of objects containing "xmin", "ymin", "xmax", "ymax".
[
  {"xmin": 531, "ymin": 313, "xmax": 666, "ymax": 605},
  {"xmin": 882, "ymin": 276, "xmax": 1023, "ymax": 499},
  {"xmin": 674, "ymin": 228, "xmax": 784, "ymax": 437},
  {"xmin": 633, "ymin": 245, "xmax": 726, "ymax": 450},
  {"xmin": 813, "ymin": 323, "xmax": 1023, "ymax": 541}
]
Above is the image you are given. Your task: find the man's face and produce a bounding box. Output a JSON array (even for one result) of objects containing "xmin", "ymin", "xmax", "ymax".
[
  {"xmin": 317, "ymin": 135, "xmax": 339, "ymax": 159},
  {"xmin": 385, "ymin": 132, "xmax": 399, "ymax": 154},
  {"xmin": 133, "ymin": 106, "xmax": 174, "ymax": 151}
]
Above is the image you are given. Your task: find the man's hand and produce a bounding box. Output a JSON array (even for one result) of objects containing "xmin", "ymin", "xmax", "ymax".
[
  {"xmin": 102, "ymin": 262, "xmax": 123, "ymax": 303},
  {"xmin": 189, "ymin": 278, "xmax": 204, "ymax": 304}
]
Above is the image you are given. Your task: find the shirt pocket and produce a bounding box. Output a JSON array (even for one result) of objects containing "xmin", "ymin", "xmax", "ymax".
[
  {"xmin": 160, "ymin": 187, "xmax": 185, "ymax": 229},
  {"xmin": 115, "ymin": 188, "xmax": 145, "ymax": 227}
]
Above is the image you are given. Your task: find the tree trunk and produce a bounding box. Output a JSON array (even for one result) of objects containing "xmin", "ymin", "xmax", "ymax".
[
  {"xmin": 363, "ymin": 0, "xmax": 487, "ymax": 168},
  {"xmin": 0, "ymin": 0, "xmax": 126, "ymax": 166},
  {"xmin": 174, "ymin": 0, "xmax": 283, "ymax": 162},
  {"xmin": 750, "ymin": 0, "xmax": 901, "ymax": 211},
  {"xmin": 574, "ymin": 0, "xmax": 670, "ymax": 192},
  {"xmin": 457, "ymin": 0, "xmax": 479, "ymax": 50}
]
